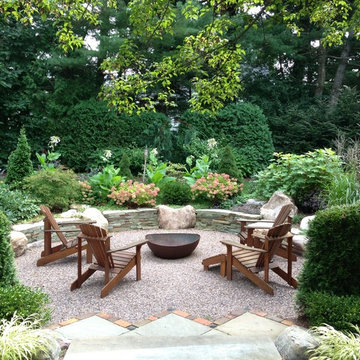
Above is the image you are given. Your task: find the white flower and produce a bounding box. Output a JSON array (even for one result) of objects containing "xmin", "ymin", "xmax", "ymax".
[
  {"xmin": 104, "ymin": 150, "xmax": 112, "ymax": 159},
  {"xmin": 151, "ymin": 148, "xmax": 158, "ymax": 156},
  {"xmin": 207, "ymin": 138, "xmax": 217, "ymax": 149},
  {"xmin": 49, "ymin": 136, "xmax": 60, "ymax": 145}
]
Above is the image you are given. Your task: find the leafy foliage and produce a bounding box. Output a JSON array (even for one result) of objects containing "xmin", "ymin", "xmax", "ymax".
[
  {"xmin": 184, "ymin": 155, "xmax": 212, "ymax": 186},
  {"xmin": 0, "ymin": 285, "xmax": 51, "ymax": 325},
  {"xmin": 109, "ymin": 180, "xmax": 159, "ymax": 208},
  {"xmin": 299, "ymin": 292, "xmax": 360, "ymax": 331},
  {"xmin": 119, "ymin": 153, "xmax": 133, "ymax": 179},
  {"xmin": 5, "ymin": 127, "xmax": 33, "ymax": 187},
  {"xmin": 218, "ymin": 145, "xmax": 241, "ymax": 179},
  {"xmin": 146, "ymin": 149, "xmax": 175, "ymax": 187},
  {"xmin": 160, "ymin": 181, "xmax": 192, "ymax": 205},
  {"xmin": 0, "ymin": 314, "xmax": 55, "ymax": 360},
  {"xmin": 0, "ymin": 210, "xmax": 17, "ymax": 286},
  {"xmin": 0, "ymin": 183, "xmax": 39, "ymax": 224},
  {"xmin": 255, "ymin": 149, "xmax": 341, "ymax": 210},
  {"xmin": 23, "ymin": 169, "xmax": 81, "ymax": 212}
]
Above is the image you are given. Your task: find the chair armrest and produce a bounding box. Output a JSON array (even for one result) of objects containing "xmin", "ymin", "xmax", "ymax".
[
  {"xmin": 107, "ymin": 239, "xmax": 147, "ymax": 253},
  {"xmin": 220, "ymin": 239, "xmax": 267, "ymax": 253},
  {"xmin": 57, "ymin": 220, "xmax": 96, "ymax": 226},
  {"xmin": 252, "ymin": 232, "xmax": 293, "ymax": 241},
  {"xmin": 44, "ymin": 229, "xmax": 80, "ymax": 233}
]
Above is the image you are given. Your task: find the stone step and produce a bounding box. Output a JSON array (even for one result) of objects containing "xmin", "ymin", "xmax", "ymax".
[{"xmin": 64, "ymin": 335, "xmax": 281, "ymax": 360}]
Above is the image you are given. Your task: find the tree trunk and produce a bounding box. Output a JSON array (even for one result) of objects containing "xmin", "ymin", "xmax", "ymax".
[
  {"xmin": 329, "ymin": 31, "xmax": 354, "ymax": 107},
  {"xmin": 314, "ymin": 42, "xmax": 326, "ymax": 97}
]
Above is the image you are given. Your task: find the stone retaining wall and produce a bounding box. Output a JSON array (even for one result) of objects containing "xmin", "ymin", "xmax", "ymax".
[{"xmin": 12, "ymin": 208, "xmax": 260, "ymax": 244}]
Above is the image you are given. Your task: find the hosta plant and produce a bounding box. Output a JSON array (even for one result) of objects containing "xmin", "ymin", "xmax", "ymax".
[
  {"xmin": 191, "ymin": 173, "xmax": 240, "ymax": 204},
  {"xmin": 0, "ymin": 314, "xmax": 56, "ymax": 360},
  {"xmin": 109, "ymin": 180, "xmax": 159, "ymax": 208}
]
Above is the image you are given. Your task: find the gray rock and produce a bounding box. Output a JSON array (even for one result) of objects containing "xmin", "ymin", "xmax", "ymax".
[
  {"xmin": 293, "ymin": 235, "xmax": 308, "ymax": 255},
  {"xmin": 232, "ymin": 199, "xmax": 266, "ymax": 215},
  {"xmin": 275, "ymin": 326, "xmax": 318, "ymax": 360},
  {"xmin": 158, "ymin": 205, "xmax": 196, "ymax": 229},
  {"xmin": 300, "ymin": 216, "xmax": 315, "ymax": 231},
  {"xmin": 260, "ymin": 191, "xmax": 297, "ymax": 220},
  {"xmin": 10, "ymin": 230, "xmax": 28, "ymax": 257},
  {"xmin": 83, "ymin": 208, "xmax": 109, "ymax": 230},
  {"xmin": 35, "ymin": 330, "xmax": 62, "ymax": 360}
]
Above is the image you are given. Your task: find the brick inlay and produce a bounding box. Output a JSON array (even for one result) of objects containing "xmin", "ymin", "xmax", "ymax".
[
  {"xmin": 114, "ymin": 319, "xmax": 132, "ymax": 328},
  {"xmin": 214, "ymin": 317, "xmax": 230, "ymax": 325},
  {"xmin": 59, "ymin": 318, "xmax": 78, "ymax": 326},
  {"xmin": 134, "ymin": 319, "xmax": 152, "ymax": 327},
  {"xmin": 173, "ymin": 310, "xmax": 190, "ymax": 318},
  {"xmin": 194, "ymin": 318, "xmax": 212, "ymax": 326},
  {"xmin": 97, "ymin": 312, "xmax": 113, "ymax": 320},
  {"xmin": 281, "ymin": 319, "xmax": 295, "ymax": 326},
  {"xmin": 251, "ymin": 310, "xmax": 267, "ymax": 317},
  {"xmin": 148, "ymin": 315, "xmax": 158, "ymax": 321}
]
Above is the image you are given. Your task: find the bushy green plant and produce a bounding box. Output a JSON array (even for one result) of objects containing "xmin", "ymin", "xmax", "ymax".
[
  {"xmin": 119, "ymin": 153, "xmax": 133, "ymax": 179},
  {"xmin": 124, "ymin": 147, "xmax": 146, "ymax": 176},
  {"xmin": 255, "ymin": 149, "xmax": 341, "ymax": 210},
  {"xmin": 191, "ymin": 173, "xmax": 240, "ymax": 205},
  {"xmin": 218, "ymin": 145, "xmax": 241, "ymax": 179},
  {"xmin": 146, "ymin": 149, "xmax": 175, "ymax": 187},
  {"xmin": 297, "ymin": 203, "xmax": 360, "ymax": 297},
  {"xmin": 160, "ymin": 181, "xmax": 192, "ymax": 205},
  {"xmin": 109, "ymin": 180, "xmax": 159, "ymax": 208},
  {"xmin": 0, "ymin": 183, "xmax": 39, "ymax": 224},
  {"xmin": 5, "ymin": 127, "xmax": 33, "ymax": 187},
  {"xmin": 24, "ymin": 169, "xmax": 81, "ymax": 212},
  {"xmin": 308, "ymin": 324, "xmax": 360, "ymax": 360},
  {"xmin": 88, "ymin": 165, "xmax": 124, "ymax": 203},
  {"xmin": 0, "ymin": 210, "xmax": 17, "ymax": 286},
  {"xmin": 184, "ymin": 155, "xmax": 212, "ymax": 186},
  {"xmin": 0, "ymin": 284, "xmax": 51, "ymax": 324},
  {"xmin": 298, "ymin": 292, "xmax": 360, "ymax": 331},
  {"xmin": 36, "ymin": 135, "xmax": 61, "ymax": 170},
  {"xmin": 324, "ymin": 170, "xmax": 360, "ymax": 206},
  {"xmin": 166, "ymin": 163, "xmax": 188, "ymax": 180},
  {"xmin": 0, "ymin": 314, "xmax": 55, "ymax": 360}
]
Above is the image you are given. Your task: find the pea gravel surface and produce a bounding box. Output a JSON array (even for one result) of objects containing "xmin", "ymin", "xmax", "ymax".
[{"xmin": 15, "ymin": 229, "xmax": 304, "ymax": 324}]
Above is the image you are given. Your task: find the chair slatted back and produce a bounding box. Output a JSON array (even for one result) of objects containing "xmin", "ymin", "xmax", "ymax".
[
  {"xmin": 273, "ymin": 204, "xmax": 293, "ymax": 227},
  {"xmin": 256, "ymin": 223, "xmax": 292, "ymax": 268},
  {"xmin": 40, "ymin": 205, "xmax": 68, "ymax": 246},
  {"xmin": 79, "ymin": 224, "xmax": 113, "ymax": 268}
]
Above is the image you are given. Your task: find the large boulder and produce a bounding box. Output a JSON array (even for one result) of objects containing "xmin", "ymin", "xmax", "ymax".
[
  {"xmin": 83, "ymin": 208, "xmax": 108, "ymax": 230},
  {"xmin": 35, "ymin": 330, "xmax": 62, "ymax": 360},
  {"xmin": 261, "ymin": 191, "xmax": 298, "ymax": 220},
  {"xmin": 300, "ymin": 215, "xmax": 315, "ymax": 231},
  {"xmin": 275, "ymin": 326, "xmax": 318, "ymax": 360},
  {"xmin": 10, "ymin": 231, "xmax": 28, "ymax": 257},
  {"xmin": 158, "ymin": 205, "xmax": 196, "ymax": 230}
]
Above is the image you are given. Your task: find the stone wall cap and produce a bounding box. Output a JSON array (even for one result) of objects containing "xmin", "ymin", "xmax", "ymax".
[
  {"xmin": 195, "ymin": 209, "xmax": 261, "ymax": 219},
  {"xmin": 12, "ymin": 221, "xmax": 43, "ymax": 231}
]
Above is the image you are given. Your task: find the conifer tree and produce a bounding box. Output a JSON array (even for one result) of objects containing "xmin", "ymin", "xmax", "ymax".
[
  {"xmin": 6, "ymin": 127, "xmax": 33, "ymax": 186},
  {"xmin": 218, "ymin": 145, "xmax": 241, "ymax": 179},
  {"xmin": 0, "ymin": 210, "xmax": 17, "ymax": 286},
  {"xmin": 119, "ymin": 153, "xmax": 133, "ymax": 179}
]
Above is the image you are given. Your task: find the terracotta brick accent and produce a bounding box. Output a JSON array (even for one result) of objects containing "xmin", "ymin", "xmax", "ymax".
[
  {"xmin": 173, "ymin": 310, "xmax": 190, "ymax": 318},
  {"xmin": 148, "ymin": 316, "xmax": 158, "ymax": 321},
  {"xmin": 114, "ymin": 319, "xmax": 132, "ymax": 328},
  {"xmin": 59, "ymin": 318, "xmax": 78, "ymax": 326},
  {"xmin": 194, "ymin": 318, "xmax": 212, "ymax": 326},
  {"xmin": 230, "ymin": 309, "xmax": 246, "ymax": 317},
  {"xmin": 154, "ymin": 311, "xmax": 171, "ymax": 318},
  {"xmin": 214, "ymin": 317, "xmax": 230, "ymax": 325},
  {"xmin": 134, "ymin": 319, "xmax": 152, "ymax": 327},
  {"xmin": 281, "ymin": 319, "xmax": 295, "ymax": 326},
  {"xmin": 97, "ymin": 312, "xmax": 113, "ymax": 320},
  {"xmin": 76, "ymin": 313, "xmax": 97, "ymax": 320},
  {"xmin": 251, "ymin": 310, "xmax": 267, "ymax": 317},
  {"xmin": 265, "ymin": 314, "xmax": 283, "ymax": 323}
]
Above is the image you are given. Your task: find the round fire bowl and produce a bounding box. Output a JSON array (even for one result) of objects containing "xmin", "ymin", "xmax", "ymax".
[{"xmin": 146, "ymin": 233, "xmax": 200, "ymax": 259}]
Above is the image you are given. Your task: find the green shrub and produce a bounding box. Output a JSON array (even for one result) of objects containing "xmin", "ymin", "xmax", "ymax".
[
  {"xmin": 218, "ymin": 145, "xmax": 241, "ymax": 179},
  {"xmin": 298, "ymin": 292, "xmax": 360, "ymax": 331},
  {"xmin": 24, "ymin": 169, "xmax": 81, "ymax": 212},
  {"xmin": 309, "ymin": 323, "xmax": 360, "ymax": 359},
  {"xmin": 0, "ymin": 183, "xmax": 39, "ymax": 224},
  {"xmin": 0, "ymin": 284, "xmax": 51, "ymax": 325},
  {"xmin": 255, "ymin": 149, "xmax": 341, "ymax": 210},
  {"xmin": 297, "ymin": 203, "xmax": 360, "ymax": 297},
  {"xmin": 119, "ymin": 153, "xmax": 133, "ymax": 179},
  {"xmin": 160, "ymin": 181, "xmax": 192, "ymax": 205},
  {"xmin": 5, "ymin": 127, "xmax": 33, "ymax": 187},
  {"xmin": 124, "ymin": 147, "xmax": 146, "ymax": 176},
  {"xmin": 0, "ymin": 210, "xmax": 17, "ymax": 286},
  {"xmin": 0, "ymin": 314, "xmax": 55, "ymax": 360}
]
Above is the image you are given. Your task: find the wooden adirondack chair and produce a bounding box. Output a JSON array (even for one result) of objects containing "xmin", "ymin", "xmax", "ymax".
[
  {"xmin": 37, "ymin": 205, "xmax": 91, "ymax": 266},
  {"xmin": 70, "ymin": 224, "xmax": 147, "ymax": 298},
  {"xmin": 221, "ymin": 223, "xmax": 297, "ymax": 295},
  {"xmin": 239, "ymin": 203, "xmax": 296, "ymax": 261}
]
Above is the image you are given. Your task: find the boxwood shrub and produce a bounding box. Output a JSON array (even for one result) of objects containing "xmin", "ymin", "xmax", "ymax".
[{"xmin": 160, "ymin": 181, "xmax": 192, "ymax": 205}]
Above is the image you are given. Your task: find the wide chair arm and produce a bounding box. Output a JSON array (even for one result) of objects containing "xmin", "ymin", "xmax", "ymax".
[
  {"xmin": 220, "ymin": 239, "xmax": 267, "ymax": 253},
  {"xmin": 107, "ymin": 239, "xmax": 147, "ymax": 253}
]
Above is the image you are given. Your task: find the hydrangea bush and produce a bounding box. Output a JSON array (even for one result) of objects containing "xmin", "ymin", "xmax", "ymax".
[
  {"xmin": 109, "ymin": 180, "xmax": 159, "ymax": 208},
  {"xmin": 191, "ymin": 173, "xmax": 240, "ymax": 204}
]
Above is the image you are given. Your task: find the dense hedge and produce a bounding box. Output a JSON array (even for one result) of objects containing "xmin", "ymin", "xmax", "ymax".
[{"xmin": 178, "ymin": 102, "xmax": 274, "ymax": 176}]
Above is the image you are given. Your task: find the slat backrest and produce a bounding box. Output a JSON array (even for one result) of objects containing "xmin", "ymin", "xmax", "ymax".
[
  {"xmin": 40, "ymin": 205, "xmax": 68, "ymax": 246},
  {"xmin": 255, "ymin": 223, "xmax": 292, "ymax": 268},
  {"xmin": 273, "ymin": 204, "xmax": 293, "ymax": 227},
  {"xmin": 79, "ymin": 224, "xmax": 113, "ymax": 268}
]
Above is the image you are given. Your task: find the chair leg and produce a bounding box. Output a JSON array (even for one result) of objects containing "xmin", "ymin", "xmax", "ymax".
[
  {"xmin": 271, "ymin": 267, "xmax": 298, "ymax": 288},
  {"xmin": 202, "ymin": 254, "xmax": 226, "ymax": 277},
  {"xmin": 37, "ymin": 246, "xmax": 78, "ymax": 266},
  {"xmin": 70, "ymin": 269, "xmax": 96, "ymax": 291}
]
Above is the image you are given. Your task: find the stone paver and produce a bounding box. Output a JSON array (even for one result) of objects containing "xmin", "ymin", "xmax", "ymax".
[
  {"xmin": 216, "ymin": 312, "xmax": 287, "ymax": 340},
  {"xmin": 56, "ymin": 315, "xmax": 129, "ymax": 340},
  {"xmin": 132, "ymin": 314, "xmax": 210, "ymax": 337}
]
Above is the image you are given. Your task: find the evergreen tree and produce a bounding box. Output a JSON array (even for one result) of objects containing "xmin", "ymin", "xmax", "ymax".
[
  {"xmin": 0, "ymin": 210, "xmax": 17, "ymax": 286},
  {"xmin": 6, "ymin": 127, "xmax": 33, "ymax": 187},
  {"xmin": 218, "ymin": 146, "xmax": 241, "ymax": 179},
  {"xmin": 119, "ymin": 153, "xmax": 133, "ymax": 179}
]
